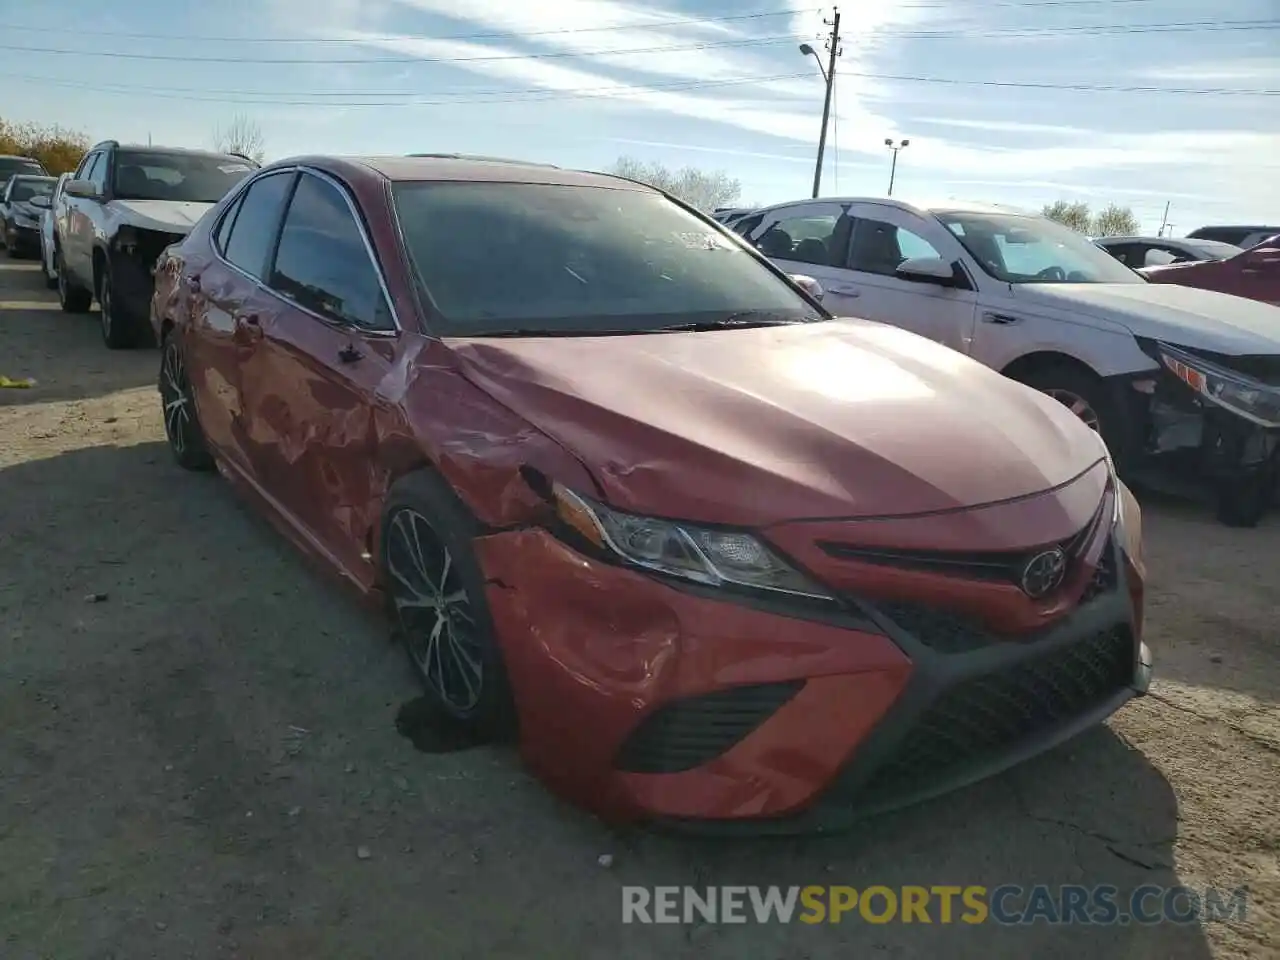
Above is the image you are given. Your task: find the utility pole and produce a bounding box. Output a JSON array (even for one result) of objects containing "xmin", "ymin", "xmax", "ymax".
[
  {"xmin": 1158, "ymin": 201, "xmax": 1170, "ymax": 237},
  {"xmin": 885, "ymin": 138, "xmax": 909, "ymax": 196},
  {"xmin": 810, "ymin": 8, "xmax": 841, "ymax": 199}
]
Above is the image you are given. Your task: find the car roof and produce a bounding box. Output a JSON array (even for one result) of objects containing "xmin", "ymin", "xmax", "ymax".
[
  {"xmin": 95, "ymin": 142, "xmax": 257, "ymax": 163},
  {"xmin": 284, "ymin": 154, "xmax": 656, "ymax": 192},
  {"xmin": 756, "ymin": 196, "xmax": 1033, "ymax": 218},
  {"xmin": 0, "ymin": 154, "xmax": 42, "ymax": 162},
  {"xmin": 1096, "ymin": 236, "xmax": 1190, "ymax": 244},
  {"xmin": 6, "ymin": 174, "xmax": 54, "ymax": 182}
]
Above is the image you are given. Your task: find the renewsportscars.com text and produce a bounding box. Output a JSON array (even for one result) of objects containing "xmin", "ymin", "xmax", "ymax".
[{"xmin": 621, "ymin": 885, "xmax": 1248, "ymax": 926}]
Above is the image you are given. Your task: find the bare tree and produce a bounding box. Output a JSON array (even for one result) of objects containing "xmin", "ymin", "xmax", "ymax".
[
  {"xmin": 1041, "ymin": 200, "xmax": 1092, "ymax": 234},
  {"xmin": 610, "ymin": 157, "xmax": 741, "ymax": 212},
  {"xmin": 1091, "ymin": 204, "xmax": 1141, "ymax": 237},
  {"xmin": 212, "ymin": 114, "xmax": 266, "ymax": 164}
]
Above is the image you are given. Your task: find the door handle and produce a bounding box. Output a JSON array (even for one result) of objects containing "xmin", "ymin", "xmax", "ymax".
[
  {"xmin": 982, "ymin": 312, "xmax": 1021, "ymax": 325},
  {"xmin": 183, "ymin": 274, "xmax": 201, "ymax": 292}
]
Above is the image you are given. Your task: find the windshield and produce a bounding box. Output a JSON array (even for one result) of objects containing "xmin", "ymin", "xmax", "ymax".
[
  {"xmin": 1189, "ymin": 239, "xmax": 1243, "ymax": 260},
  {"xmin": 113, "ymin": 150, "xmax": 256, "ymax": 203},
  {"xmin": 391, "ymin": 182, "xmax": 822, "ymax": 335},
  {"xmin": 10, "ymin": 177, "xmax": 54, "ymax": 202},
  {"xmin": 933, "ymin": 210, "xmax": 1144, "ymax": 284},
  {"xmin": 0, "ymin": 158, "xmax": 45, "ymax": 179}
]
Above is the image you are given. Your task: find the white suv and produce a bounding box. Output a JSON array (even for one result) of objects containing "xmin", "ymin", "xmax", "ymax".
[{"xmin": 735, "ymin": 197, "xmax": 1280, "ymax": 526}]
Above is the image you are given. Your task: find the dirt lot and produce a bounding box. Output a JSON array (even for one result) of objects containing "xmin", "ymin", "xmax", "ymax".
[{"xmin": 1, "ymin": 259, "xmax": 1277, "ymax": 959}]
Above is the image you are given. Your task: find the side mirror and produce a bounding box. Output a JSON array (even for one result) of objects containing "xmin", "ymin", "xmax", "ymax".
[
  {"xmin": 28, "ymin": 194, "xmax": 51, "ymax": 210},
  {"xmin": 789, "ymin": 273, "xmax": 825, "ymax": 302},
  {"xmin": 895, "ymin": 256, "xmax": 958, "ymax": 285},
  {"xmin": 63, "ymin": 179, "xmax": 102, "ymax": 201}
]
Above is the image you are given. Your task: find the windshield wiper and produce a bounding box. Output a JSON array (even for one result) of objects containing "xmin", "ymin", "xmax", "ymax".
[{"xmin": 652, "ymin": 311, "xmax": 821, "ymax": 332}]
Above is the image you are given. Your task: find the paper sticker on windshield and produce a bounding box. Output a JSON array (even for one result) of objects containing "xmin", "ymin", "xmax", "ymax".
[
  {"xmin": 219, "ymin": 163, "xmax": 252, "ymax": 173},
  {"xmin": 673, "ymin": 232, "xmax": 725, "ymax": 250}
]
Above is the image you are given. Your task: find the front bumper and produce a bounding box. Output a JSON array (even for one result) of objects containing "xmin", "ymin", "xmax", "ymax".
[
  {"xmin": 474, "ymin": 522, "xmax": 1147, "ymax": 832},
  {"xmin": 111, "ymin": 228, "xmax": 185, "ymax": 320}
]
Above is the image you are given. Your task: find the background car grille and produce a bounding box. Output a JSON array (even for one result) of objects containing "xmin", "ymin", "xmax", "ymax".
[
  {"xmin": 854, "ymin": 626, "xmax": 1135, "ymax": 805},
  {"xmin": 614, "ymin": 680, "xmax": 805, "ymax": 774}
]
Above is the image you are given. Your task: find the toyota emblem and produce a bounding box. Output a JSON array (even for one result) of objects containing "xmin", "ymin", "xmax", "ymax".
[{"xmin": 1020, "ymin": 548, "xmax": 1067, "ymax": 599}]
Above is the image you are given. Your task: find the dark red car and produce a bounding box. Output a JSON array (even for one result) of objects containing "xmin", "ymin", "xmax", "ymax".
[
  {"xmin": 150, "ymin": 155, "xmax": 1149, "ymax": 830},
  {"xmin": 1143, "ymin": 237, "xmax": 1280, "ymax": 307}
]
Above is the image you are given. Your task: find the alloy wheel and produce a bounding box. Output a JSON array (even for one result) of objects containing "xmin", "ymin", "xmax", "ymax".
[
  {"xmin": 385, "ymin": 508, "xmax": 484, "ymax": 713},
  {"xmin": 160, "ymin": 340, "xmax": 192, "ymax": 456},
  {"xmin": 1044, "ymin": 387, "xmax": 1101, "ymax": 432}
]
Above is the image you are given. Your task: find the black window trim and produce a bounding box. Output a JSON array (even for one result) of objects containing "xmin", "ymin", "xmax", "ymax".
[{"xmin": 209, "ymin": 164, "xmax": 402, "ymax": 337}]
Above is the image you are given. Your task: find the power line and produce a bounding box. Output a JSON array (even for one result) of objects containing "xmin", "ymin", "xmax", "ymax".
[
  {"xmin": 0, "ymin": 19, "xmax": 1271, "ymax": 63},
  {"xmin": 890, "ymin": 19, "xmax": 1280, "ymax": 38},
  {"xmin": 838, "ymin": 69, "xmax": 1280, "ymax": 96},
  {"xmin": 0, "ymin": 66, "xmax": 1272, "ymax": 105},
  {"xmin": 0, "ymin": 8, "xmax": 804, "ymax": 43},
  {"xmin": 0, "ymin": 35, "xmax": 810, "ymax": 64},
  {"xmin": 0, "ymin": 70, "xmax": 820, "ymax": 107}
]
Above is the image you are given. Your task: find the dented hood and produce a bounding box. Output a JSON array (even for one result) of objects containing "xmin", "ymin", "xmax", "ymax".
[{"xmin": 445, "ymin": 319, "xmax": 1106, "ymax": 527}]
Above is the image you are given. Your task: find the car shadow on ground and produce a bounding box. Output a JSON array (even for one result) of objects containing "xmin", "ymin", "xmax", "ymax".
[
  {"xmin": 0, "ymin": 308, "xmax": 158, "ymax": 408},
  {"xmin": 0, "ymin": 441, "xmax": 1217, "ymax": 959}
]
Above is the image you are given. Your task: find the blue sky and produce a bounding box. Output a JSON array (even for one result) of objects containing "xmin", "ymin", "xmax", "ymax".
[{"xmin": 2, "ymin": 0, "xmax": 1276, "ymax": 234}]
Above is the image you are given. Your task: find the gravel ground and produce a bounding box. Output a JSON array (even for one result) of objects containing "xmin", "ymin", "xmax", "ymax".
[{"xmin": 1, "ymin": 259, "xmax": 1276, "ymax": 959}]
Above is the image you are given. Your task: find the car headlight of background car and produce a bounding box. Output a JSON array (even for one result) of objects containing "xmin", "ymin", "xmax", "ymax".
[
  {"xmin": 550, "ymin": 483, "xmax": 834, "ymax": 600},
  {"xmin": 1159, "ymin": 342, "xmax": 1280, "ymax": 428}
]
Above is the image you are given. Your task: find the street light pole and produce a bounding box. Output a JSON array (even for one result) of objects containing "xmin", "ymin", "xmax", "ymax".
[
  {"xmin": 885, "ymin": 138, "xmax": 909, "ymax": 196},
  {"xmin": 799, "ymin": 8, "xmax": 841, "ymax": 199}
]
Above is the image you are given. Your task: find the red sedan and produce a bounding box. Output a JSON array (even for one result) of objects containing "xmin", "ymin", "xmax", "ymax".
[
  {"xmin": 150, "ymin": 155, "xmax": 1149, "ymax": 830},
  {"xmin": 1143, "ymin": 236, "xmax": 1280, "ymax": 307}
]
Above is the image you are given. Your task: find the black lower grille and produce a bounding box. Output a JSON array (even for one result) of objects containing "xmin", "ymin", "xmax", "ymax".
[
  {"xmin": 875, "ymin": 602, "xmax": 995, "ymax": 654},
  {"xmin": 856, "ymin": 626, "xmax": 1134, "ymax": 804},
  {"xmin": 614, "ymin": 681, "xmax": 804, "ymax": 774}
]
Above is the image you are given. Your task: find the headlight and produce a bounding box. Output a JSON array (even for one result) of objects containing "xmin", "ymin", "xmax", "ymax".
[
  {"xmin": 1159, "ymin": 342, "xmax": 1280, "ymax": 428},
  {"xmin": 550, "ymin": 483, "xmax": 833, "ymax": 600}
]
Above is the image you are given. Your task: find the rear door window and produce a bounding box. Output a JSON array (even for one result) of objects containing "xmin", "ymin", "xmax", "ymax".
[{"xmin": 221, "ymin": 171, "xmax": 294, "ymax": 278}]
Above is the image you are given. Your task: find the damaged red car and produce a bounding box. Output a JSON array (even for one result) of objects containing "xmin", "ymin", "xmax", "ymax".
[{"xmin": 150, "ymin": 155, "xmax": 1150, "ymax": 831}]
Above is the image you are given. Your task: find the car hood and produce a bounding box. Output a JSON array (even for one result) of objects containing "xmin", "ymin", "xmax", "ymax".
[
  {"xmin": 112, "ymin": 199, "xmax": 214, "ymax": 234},
  {"xmin": 1012, "ymin": 282, "xmax": 1280, "ymax": 355},
  {"xmin": 445, "ymin": 320, "xmax": 1105, "ymax": 527}
]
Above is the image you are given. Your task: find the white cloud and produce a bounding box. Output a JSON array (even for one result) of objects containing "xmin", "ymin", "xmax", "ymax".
[{"xmin": 262, "ymin": 0, "xmax": 1278, "ymax": 219}]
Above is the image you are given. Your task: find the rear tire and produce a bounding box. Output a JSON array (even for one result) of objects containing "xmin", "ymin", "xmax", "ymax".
[
  {"xmin": 380, "ymin": 470, "xmax": 517, "ymax": 740},
  {"xmin": 56, "ymin": 248, "xmax": 92, "ymax": 313}
]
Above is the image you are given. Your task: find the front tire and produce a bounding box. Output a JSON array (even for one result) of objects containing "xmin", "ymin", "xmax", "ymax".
[
  {"xmin": 99, "ymin": 265, "xmax": 136, "ymax": 350},
  {"xmin": 56, "ymin": 248, "xmax": 92, "ymax": 313},
  {"xmin": 159, "ymin": 333, "xmax": 214, "ymax": 471},
  {"xmin": 1016, "ymin": 362, "xmax": 1129, "ymax": 463},
  {"xmin": 380, "ymin": 471, "xmax": 516, "ymax": 739}
]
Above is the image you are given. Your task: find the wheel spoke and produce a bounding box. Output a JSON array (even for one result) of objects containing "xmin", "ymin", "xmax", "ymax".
[{"xmin": 387, "ymin": 558, "xmax": 435, "ymax": 609}]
